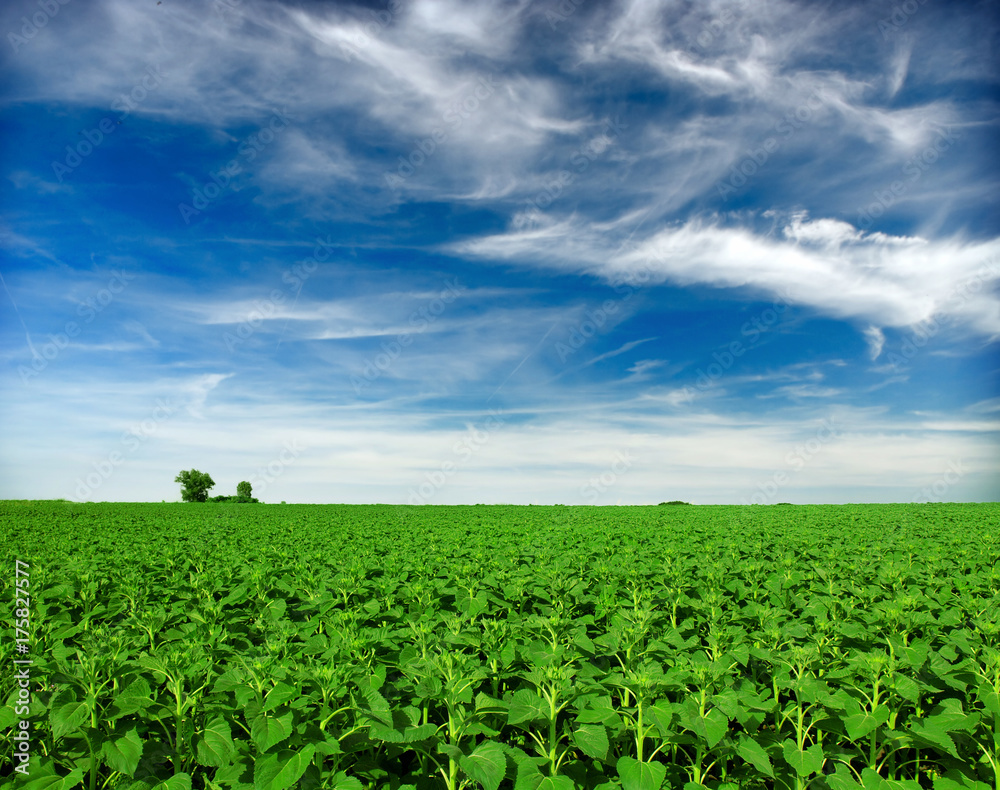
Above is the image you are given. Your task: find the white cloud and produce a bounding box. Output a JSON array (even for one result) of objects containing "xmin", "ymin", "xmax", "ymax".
[
  {"xmin": 783, "ymin": 213, "xmax": 863, "ymax": 247},
  {"xmin": 886, "ymin": 38, "xmax": 912, "ymax": 99},
  {"xmin": 452, "ymin": 212, "xmax": 1000, "ymax": 336},
  {"xmin": 182, "ymin": 373, "xmax": 233, "ymax": 419},
  {"xmin": 863, "ymin": 326, "xmax": 885, "ymax": 360},
  {"xmin": 2, "ymin": 374, "xmax": 996, "ymax": 504}
]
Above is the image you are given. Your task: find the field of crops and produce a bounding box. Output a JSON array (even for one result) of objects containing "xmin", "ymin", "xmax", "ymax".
[{"xmin": 2, "ymin": 501, "xmax": 998, "ymax": 790}]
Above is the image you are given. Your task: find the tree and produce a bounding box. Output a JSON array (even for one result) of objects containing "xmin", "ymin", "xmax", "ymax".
[
  {"xmin": 175, "ymin": 469, "xmax": 215, "ymax": 502},
  {"xmin": 237, "ymin": 480, "xmax": 252, "ymax": 499}
]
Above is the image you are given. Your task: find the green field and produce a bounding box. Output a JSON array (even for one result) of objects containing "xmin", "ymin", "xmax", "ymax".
[{"xmin": 2, "ymin": 502, "xmax": 999, "ymax": 790}]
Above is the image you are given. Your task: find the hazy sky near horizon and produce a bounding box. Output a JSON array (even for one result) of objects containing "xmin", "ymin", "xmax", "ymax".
[{"xmin": 1, "ymin": 0, "xmax": 997, "ymax": 505}]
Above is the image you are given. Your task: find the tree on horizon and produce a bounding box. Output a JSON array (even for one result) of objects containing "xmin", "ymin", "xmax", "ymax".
[{"xmin": 175, "ymin": 469, "xmax": 215, "ymax": 502}]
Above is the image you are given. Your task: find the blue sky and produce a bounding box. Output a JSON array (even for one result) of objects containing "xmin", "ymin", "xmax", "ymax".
[{"xmin": 1, "ymin": 0, "xmax": 997, "ymax": 505}]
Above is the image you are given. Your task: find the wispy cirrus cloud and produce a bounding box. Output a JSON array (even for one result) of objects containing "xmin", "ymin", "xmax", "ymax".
[{"xmin": 453, "ymin": 211, "xmax": 1000, "ymax": 336}]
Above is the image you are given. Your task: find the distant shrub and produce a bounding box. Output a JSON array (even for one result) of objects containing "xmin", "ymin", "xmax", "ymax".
[
  {"xmin": 659, "ymin": 500, "xmax": 690, "ymax": 506},
  {"xmin": 175, "ymin": 469, "xmax": 215, "ymax": 502},
  {"xmin": 208, "ymin": 495, "xmax": 259, "ymax": 504}
]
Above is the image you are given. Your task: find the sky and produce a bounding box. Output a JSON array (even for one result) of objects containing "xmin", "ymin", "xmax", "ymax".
[{"xmin": 0, "ymin": 0, "xmax": 998, "ymax": 506}]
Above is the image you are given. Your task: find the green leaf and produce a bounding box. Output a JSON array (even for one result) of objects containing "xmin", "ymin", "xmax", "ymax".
[
  {"xmin": 573, "ymin": 724, "xmax": 609, "ymax": 761},
  {"xmin": 254, "ymin": 745, "xmax": 316, "ymax": 790},
  {"xmin": 459, "ymin": 741, "xmax": 506, "ymax": 790},
  {"xmin": 251, "ymin": 711, "xmax": 293, "ymax": 753},
  {"xmin": 908, "ymin": 718, "xmax": 960, "ymax": 758},
  {"xmin": 781, "ymin": 740, "xmax": 824, "ymax": 777},
  {"xmin": 826, "ymin": 764, "xmax": 863, "ymax": 790},
  {"xmin": 266, "ymin": 599, "xmax": 287, "ymax": 621},
  {"xmin": 617, "ymin": 756, "xmax": 666, "ymax": 790},
  {"xmin": 213, "ymin": 757, "xmax": 254, "ymax": 788},
  {"xmin": 933, "ymin": 770, "xmax": 992, "ymax": 790},
  {"xmin": 507, "ymin": 689, "xmax": 549, "ymax": 725},
  {"xmin": 860, "ymin": 768, "xmax": 923, "ymax": 790},
  {"xmin": 214, "ymin": 669, "xmax": 248, "ymax": 693},
  {"xmin": 262, "ymin": 682, "xmax": 297, "ymax": 713},
  {"xmin": 325, "ymin": 773, "xmax": 363, "ymax": 790},
  {"xmin": 844, "ymin": 707, "xmax": 889, "ymax": 740},
  {"xmin": 120, "ymin": 676, "xmax": 152, "ymax": 698},
  {"xmin": 979, "ymin": 689, "xmax": 1000, "ymax": 716},
  {"xmin": 576, "ymin": 699, "xmax": 622, "ymax": 727},
  {"xmin": 927, "ymin": 699, "xmax": 976, "ymax": 732},
  {"xmin": 138, "ymin": 654, "xmax": 173, "ymax": 680},
  {"xmin": 110, "ymin": 678, "xmax": 153, "ymax": 718},
  {"xmin": 368, "ymin": 722, "xmax": 436, "ymax": 743},
  {"xmin": 685, "ymin": 707, "xmax": 728, "ymax": 748},
  {"xmin": 475, "ymin": 692, "xmax": 506, "ymax": 713},
  {"xmin": 51, "ymin": 700, "xmax": 90, "ymax": 741},
  {"xmin": 0, "ymin": 703, "xmax": 15, "ymax": 730},
  {"xmin": 711, "ymin": 689, "xmax": 740, "ymax": 718},
  {"xmin": 730, "ymin": 644, "xmax": 750, "ymax": 666},
  {"xmin": 643, "ymin": 704, "xmax": 673, "ymax": 735},
  {"xmin": 358, "ymin": 686, "xmax": 392, "ymax": 727},
  {"xmin": 438, "ymin": 742, "xmax": 464, "ymax": 762},
  {"xmin": 101, "ymin": 727, "xmax": 144, "ymax": 775},
  {"xmin": 506, "ymin": 747, "xmax": 559, "ymax": 790},
  {"xmin": 18, "ymin": 768, "xmax": 86, "ymax": 790},
  {"xmin": 359, "ymin": 665, "xmax": 387, "ymax": 692},
  {"xmin": 892, "ymin": 674, "xmax": 922, "ymax": 703},
  {"xmin": 737, "ymin": 735, "xmax": 773, "ymax": 778},
  {"xmin": 533, "ymin": 778, "xmax": 575, "ymax": 790},
  {"xmin": 196, "ymin": 716, "xmax": 235, "ymax": 767},
  {"xmin": 148, "ymin": 775, "xmax": 192, "ymax": 790}
]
